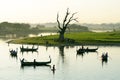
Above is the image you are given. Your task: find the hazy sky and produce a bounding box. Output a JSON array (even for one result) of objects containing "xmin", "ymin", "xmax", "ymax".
[{"xmin": 0, "ymin": 0, "xmax": 120, "ymax": 24}]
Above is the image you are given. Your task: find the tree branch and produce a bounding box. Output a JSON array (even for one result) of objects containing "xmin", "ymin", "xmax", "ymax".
[
  {"xmin": 57, "ymin": 13, "xmax": 62, "ymax": 30},
  {"xmin": 64, "ymin": 12, "xmax": 78, "ymax": 27},
  {"xmin": 63, "ymin": 8, "xmax": 70, "ymax": 27}
]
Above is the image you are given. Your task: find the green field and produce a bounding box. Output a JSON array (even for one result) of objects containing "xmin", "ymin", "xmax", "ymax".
[{"xmin": 10, "ymin": 31, "xmax": 120, "ymax": 46}]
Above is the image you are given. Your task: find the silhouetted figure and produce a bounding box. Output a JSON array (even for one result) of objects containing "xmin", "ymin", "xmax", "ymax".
[
  {"xmin": 52, "ymin": 65, "xmax": 56, "ymax": 74},
  {"xmin": 101, "ymin": 53, "xmax": 105, "ymax": 58},
  {"xmin": 82, "ymin": 45, "xmax": 84, "ymax": 49},
  {"xmin": 34, "ymin": 59, "xmax": 36, "ymax": 63},
  {"xmin": 86, "ymin": 47, "xmax": 88, "ymax": 50},
  {"xmin": 21, "ymin": 58, "xmax": 24, "ymax": 63},
  {"xmin": 33, "ymin": 59, "xmax": 36, "ymax": 68},
  {"xmin": 22, "ymin": 44, "xmax": 24, "ymax": 48},
  {"xmin": 101, "ymin": 52, "xmax": 108, "ymax": 67},
  {"xmin": 32, "ymin": 45, "xmax": 34, "ymax": 49},
  {"xmin": 105, "ymin": 52, "xmax": 108, "ymax": 58},
  {"xmin": 53, "ymin": 65, "xmax": 55, "ymax": 70}
]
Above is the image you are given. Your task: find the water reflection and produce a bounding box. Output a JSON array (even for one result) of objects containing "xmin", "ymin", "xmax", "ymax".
[
  {"xmin": 21, "ymin": 64, "xmax": 51, "ymax": 69},
  {"xmin": 1, "ymin": 40, "xmax": 120, "ymax": 80},
  {"xmin": 102, "ymin": 58, "xmax": 108, "ymax": 67},
  {"xmin": 58, "ymin": 46, "xmax": 65, "ymax": 63},
  {"xmin": 20, "ymin": 50, "xmax": 38, "ymax": 54},
  {"xmin": 10, "ymin": 54, "xmax": 18, "ymax": 59}
]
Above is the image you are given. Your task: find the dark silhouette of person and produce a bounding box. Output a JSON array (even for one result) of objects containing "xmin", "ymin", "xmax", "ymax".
[
  {"xmin": 105, "ymin": 52, "xmax": 108, "ymax": 58},
  {"xmin": 82, "ymin": 45, "xmax": 84, "ymax": 49},
  {"xmin": 101, "ymin": 53, "xmax": 104, "ymax": 58},
  {"xmin": 21, "ymin": 58, "xmax": 24, "ymax": 62},
  {"xmin": 52, "ymin": 65, "xmax": 56, "ymax": 74},
  {"xmin": 34, "ymin": 59, "xmax": 36, "ymax": 63}
]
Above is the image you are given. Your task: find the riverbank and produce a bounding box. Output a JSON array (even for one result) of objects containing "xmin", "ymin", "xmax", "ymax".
[{"xmin": 9, "ymin": 32, "xmax": 120, "ymax": 46}]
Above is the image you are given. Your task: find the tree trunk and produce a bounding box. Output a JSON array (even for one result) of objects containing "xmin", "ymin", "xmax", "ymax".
[
  {"xmin": 57, "ymin": 8, "xmax": 78, "ymax": 42},
  {"xmin": 59, "ymin": 31, "xmax": 65, "ymax": 42}
]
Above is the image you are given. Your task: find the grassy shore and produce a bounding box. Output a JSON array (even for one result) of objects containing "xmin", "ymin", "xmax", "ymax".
[{"xmin": 9, "ymin": 31, "xmax": 120, "ymax": 46}]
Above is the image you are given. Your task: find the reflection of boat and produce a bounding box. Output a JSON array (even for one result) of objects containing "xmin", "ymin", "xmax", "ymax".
[
  {"xmin": 9, "ymin": 49, "xmax": 17, "ymax": 56},
  {"xmin": 20, "ymin": 56, "xmax": 51, "ymax": 66},
  {"xmin": 77, "ymin": 47, "xmax": 98, "ymax": 53},
  {"xmin": 20, "ymin": 45, "xmax": 38, "ymax": 52}
]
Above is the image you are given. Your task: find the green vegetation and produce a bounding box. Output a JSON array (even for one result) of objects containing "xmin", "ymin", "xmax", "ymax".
[
  {"xmin": 0, "ymin": 22, "xmax": 89, "ymax": 39},
  {"xmin": 10, "ymin": 31, "xmax": 120, "ymax": 46},
  {"xmin": 0, "ymin": 22, "xmax": 40, "ymax": 37}
]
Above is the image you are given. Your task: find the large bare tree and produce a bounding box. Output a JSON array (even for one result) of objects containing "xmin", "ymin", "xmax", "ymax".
[{"xmin": 57, "ymin": 8, "xmax": 78, "ymax": 42}]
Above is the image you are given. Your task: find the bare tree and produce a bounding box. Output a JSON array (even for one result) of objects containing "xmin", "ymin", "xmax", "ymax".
[{"xmin": 57, "ymin": 8, "xmax": 78, "ymax": 42}]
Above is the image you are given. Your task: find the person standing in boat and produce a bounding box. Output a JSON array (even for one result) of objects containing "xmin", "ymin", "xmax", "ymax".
[
  {"xmin": 105, "ymin": 52, "xmax": 108, "ymax": 58},
  {"xmin": 101, "ymin": 53, "xmax": 105, "ymax": 58},
  {"xmin": 86, "ymin": 47, "xmax": 89, "ymax": 50},
  {"xmin": 21, "ymin": 58, "xmax": 24, "ymax": 63},
  {"xmin": 32, "ymin": 45, "xmax": 34, "ymax": 49},
  {"xmin": 52, "ymin": 65, "xmax": 56, "ymax": 74},
  {"xmin": 82, "ymin": 45, "xmax": 84, "ymax": 49},
  {"xmin": 33, "ymin": 59, "xmax": 36, "ymax": 66},
  {"xmin": 34, "ymin": 59, "xmax": 36, "ymax": 63}
]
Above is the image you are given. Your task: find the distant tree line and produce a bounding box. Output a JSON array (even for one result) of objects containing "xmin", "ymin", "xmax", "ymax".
[
  {"xmin": 82, "ymin": 23, "xmax": 120, "ymax": 31},
  {"xmin": 0, "ymin": 22, "xmax": 40, "ymax": 38},
  {"xmin": 67, "ymin": 24, "xmax": 89, "ymax": 32},
  {"xmin": 0, "ymin": 22, "xmax": 89, "ymax": 38}
]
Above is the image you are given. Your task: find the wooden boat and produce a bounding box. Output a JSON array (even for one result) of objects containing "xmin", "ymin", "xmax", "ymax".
[
  {"xmin": 20, "ymin": 56, "xmax": 51, "ymax": 66},
  {"xmin": 77, "ymin": 49, "xmax": 85, "ymax": 54},
  {"xmin": 20, "ymin": 45, "xmax": 38, "ymax": 52},
  {"xmin": 9, "ymin": 49, "xmax": 17, "ymax": 56},
  {"xmin": 85, "ymin": 47, "xmax": 98, "ymax": 52},
  {"xmin": 77, "ymin": 47, "xmax": 98, "ymax": 53}
]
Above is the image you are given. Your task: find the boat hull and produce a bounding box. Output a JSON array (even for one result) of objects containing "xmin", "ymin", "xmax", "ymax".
[
  {"xmin": 77, "ymin": 47, "xmax": 98, "ymax": 54},
  {"xmin": 20, "ymin": 47, "xmax": 38, "ymax": 52}
]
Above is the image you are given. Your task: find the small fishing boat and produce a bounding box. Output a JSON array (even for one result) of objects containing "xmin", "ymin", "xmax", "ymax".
[
  {"xmin": 77, "ymin": 47, "xmax": 98, "ymax": 53},
  {"xmin": 20, "ymin": 56, "xmax": 51, "ymax": 66},
  {"xmin": 85, "ymin": 47, "xmax": 98, "ymax": 52},
  {"xmin": 20, "ymin": 45, "xmax": 38, "ymax": 52},
  {"xmin": 77, "ymin": 49, "xmax": 85, "ymax": 54},
  {"xmin": 9, "ymin": 49, "xmax": 18, "ymax": 56}
]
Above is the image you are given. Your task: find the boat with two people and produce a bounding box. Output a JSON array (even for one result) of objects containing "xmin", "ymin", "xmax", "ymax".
[
  {"xmin": 20, "ymin": 44, "xmax": 38, "ymax": 52},
  {"xmin": 9, "ymin": 48, "xmax": 18, "ymax": 56},
  {"xmin": 77, "ymin": 46, "xmax": 98, "ymax": 54},
  {"xmin": 20, "ymin": 56, "xmax": 51, "ymax": 66}
]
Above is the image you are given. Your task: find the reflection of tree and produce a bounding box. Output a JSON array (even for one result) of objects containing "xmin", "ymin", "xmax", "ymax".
[{"xmin": 58, "ymin": 46, "xmax": 65, "ymax": 63}]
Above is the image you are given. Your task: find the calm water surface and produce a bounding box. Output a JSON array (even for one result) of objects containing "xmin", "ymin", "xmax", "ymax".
[{"xmin": 0, "ymin": 40, "xmax": 120, "ymax": 80}]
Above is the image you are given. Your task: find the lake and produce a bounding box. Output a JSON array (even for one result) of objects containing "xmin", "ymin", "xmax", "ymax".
[{"xmin": 0, "ymin": 39, "xmax": 120, "ymax": 80}]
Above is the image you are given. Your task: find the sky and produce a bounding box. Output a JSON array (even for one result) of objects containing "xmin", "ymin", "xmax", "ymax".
[{"xmin": 0, "ymin": 0, "xmax": 120, "ymax": 24}]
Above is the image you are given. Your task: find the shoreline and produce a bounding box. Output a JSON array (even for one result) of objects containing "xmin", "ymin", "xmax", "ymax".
[
  {"xmin": 9, "ymin": 31, "xmax": 120, "ymax": 47},
  {"xmin": 8, "ymin": 40, "xmax": 120, "ymax": 47}
]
